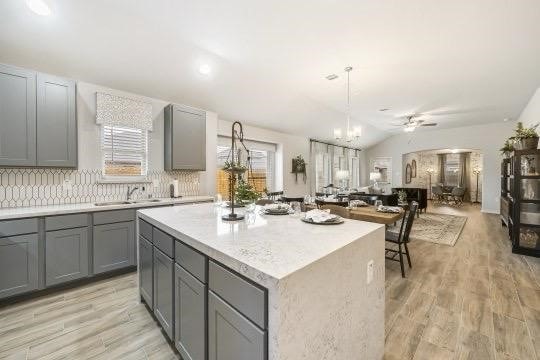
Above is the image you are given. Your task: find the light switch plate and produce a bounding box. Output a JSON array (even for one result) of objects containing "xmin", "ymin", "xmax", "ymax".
[{"xmin": 367, "ymin": 260, "xmax": 374, "ymax": 284}]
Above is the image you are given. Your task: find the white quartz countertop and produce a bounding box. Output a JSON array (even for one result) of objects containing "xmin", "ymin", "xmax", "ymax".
[
  {"xmin": 138, "ymin": 203, "xmax": 384, "ymax": 285},
  {"xmin": 0, "ymin": 196, "xmax": 214, "ymax": 220}
]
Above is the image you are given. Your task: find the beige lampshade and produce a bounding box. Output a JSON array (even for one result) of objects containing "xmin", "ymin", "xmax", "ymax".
[{"xmin": 370, "ymin": 172, "xmax": 382, "ymax": 181}]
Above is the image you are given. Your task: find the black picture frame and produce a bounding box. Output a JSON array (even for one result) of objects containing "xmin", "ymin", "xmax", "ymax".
[{"xmin": 405, "ymin": 163, "xmax": 412, "ymax": 184}]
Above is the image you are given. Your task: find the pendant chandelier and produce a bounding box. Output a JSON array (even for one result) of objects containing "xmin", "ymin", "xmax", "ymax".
[{"xmin": 333, "ymin": 66, "xmax": 361, "ymax": 142}]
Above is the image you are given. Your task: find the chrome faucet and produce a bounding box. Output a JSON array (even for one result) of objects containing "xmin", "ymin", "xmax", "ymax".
[{"xmin": 127, "ymin": 186, "xmax": 139, "ymax": 201}]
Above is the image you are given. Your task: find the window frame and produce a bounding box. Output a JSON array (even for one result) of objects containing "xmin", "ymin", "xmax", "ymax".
[{"xmin": 101, "ymin": 124, "xmax": 149, "ymax": 182}]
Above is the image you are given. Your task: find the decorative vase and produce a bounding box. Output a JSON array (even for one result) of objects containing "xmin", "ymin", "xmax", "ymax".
[{"xmin": 514, "ymin": 137, "xmax": 539, "ymax": 150}]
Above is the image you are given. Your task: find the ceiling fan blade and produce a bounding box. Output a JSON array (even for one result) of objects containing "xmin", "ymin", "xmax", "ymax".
[
  {"xmin": 420, "ymin": 123, "xmax": 437, "ymax": 126},
  {"xmin": 423, "ymin": 106, "xmax": 494, "ymax": 116}
]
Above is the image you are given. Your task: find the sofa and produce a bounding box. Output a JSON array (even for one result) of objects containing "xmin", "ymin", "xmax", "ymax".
[{"xmin": 391, "ymin": 187, "xmax": 428, "ymax": 213}]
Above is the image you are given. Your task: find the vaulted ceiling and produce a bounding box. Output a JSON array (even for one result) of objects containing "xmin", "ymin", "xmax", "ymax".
[{"xmin": 1, "ymin": 0, "xmax": 540, "ymax": 148}]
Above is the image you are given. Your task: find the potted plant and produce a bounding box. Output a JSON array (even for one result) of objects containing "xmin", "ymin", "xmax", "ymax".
[
  {"xmin": 235, "ymin": 179, "xmax": 261, "ymax": 205},
  {"xmin": 500, "ymin": 139, "xmax": 514, "ymax": 158},
  {"xmin": 512, "ymin": 122, "xmax": 539, "ymax": 150},
  {"xmin": 222, "ymin": 160, "xmax": 247, "ymax": 174},
  {"xmin": 397, "ymin": 190, "xmax": 408, "ymax": 204}
]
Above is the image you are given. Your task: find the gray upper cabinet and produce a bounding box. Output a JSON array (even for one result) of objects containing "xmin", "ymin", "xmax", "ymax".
[
  {"xmin": 164, "ymin": 104, "xmax": 206, "ymax": 171},
  {"xmin": 0, "ymin": 64, "xmax": 37, "ymax": 166},
  {"xmin": 36, "ymin": 73, "xmax": 77, "ymax": 167},
  {"xmin": 208, "ymin": 291, "xmax": 266, "ymax": 360},
  {"xmin": 45, "ymin": 227, "xmax": 88, "ymax": 286},
  {"xmin": 175, "ymin": 264, "xmax": 206, "ymax": 360},
  {"xmin": 0, "ymin": 234, "xmax": 39, "ymax": 299},
  {"xmin": 154, "ymin": 247, "xmax": 174, "ymax": 340},
  {"xmin": 93, "ymin": 221, "xmax": 135, "ymax": 274}
]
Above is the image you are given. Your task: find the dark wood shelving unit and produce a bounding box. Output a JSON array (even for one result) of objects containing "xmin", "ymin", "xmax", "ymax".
[{"xmin": 503, "ymin": 149, "xmax": 540, "ymax": 257}]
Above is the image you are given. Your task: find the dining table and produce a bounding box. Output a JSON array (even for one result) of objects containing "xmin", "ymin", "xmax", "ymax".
[{"xmin": 305, "ymin": 204, "xmax": 403, "ymax": 225}]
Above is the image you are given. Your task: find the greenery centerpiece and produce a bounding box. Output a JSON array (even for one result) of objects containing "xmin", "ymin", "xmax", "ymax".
[
  {"xmin": 235, "ymin": 179, "xmax": 261, "ymax": 205},
  {"xmin": 511, "ymin": 122, "xmax": 539, "ymax": 150},
  {"xmin": 499, "ymin": 139, "xmax": 515, "ymax": 158}
]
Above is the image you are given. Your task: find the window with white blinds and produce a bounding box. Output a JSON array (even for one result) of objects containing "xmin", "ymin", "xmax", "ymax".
[{"xmin": 102, "ymin": 125, "xmax": 148, "ymax": 177}]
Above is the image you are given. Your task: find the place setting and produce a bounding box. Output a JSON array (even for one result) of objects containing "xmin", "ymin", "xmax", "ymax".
[
  {"xmin": 301, "ymin": 209, "xmax": 345, "ymax": 225},
  {"xmin": 259, "ymin": 203, "xmax": 295, "ymax": 215}
]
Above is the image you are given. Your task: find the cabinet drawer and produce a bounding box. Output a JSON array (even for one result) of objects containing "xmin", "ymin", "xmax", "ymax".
[
  {"xmin": 139, "ymin": 219, "xmax": 153, "ymax": 242},
  {"xmin": 45, "ymin": 213, "xmax": 88, "ymax": 231},
  {"xmin": 93, "ymin": 209, "xmax": 135, "ymax": 225},
  {"xmin": 209, "ymin": 261, "xmax": 266, "ymax": 329},
  {"xmin": 153, "ymin": 228, "xmax": 174, "ymax": 258},
  {"xmin": 175, "ymin": 241, "xmax": 206, "ymax": 283},
  {"xmin": 0, "ymin": 218, "xmax": 38, "ymax": 238}
]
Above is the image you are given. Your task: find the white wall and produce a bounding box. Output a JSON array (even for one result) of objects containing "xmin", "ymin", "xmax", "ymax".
[
  {"xmin": 365, "ymin": 122, "xmax": 515, "ymax": 213},
  {"xmin": 77, "ymin": 81, "xmax": 219, "ymax": 194},
  {"xmin": 76, "ymin": 81, "xmax": 312, "ymax": 197},
  {"xmin": 518, "ymin": 87, "xmax": 540, "ymax": 133},
  {"xmin": 217, "ymin": 119, "xmax": 311, "ymax": 196}
]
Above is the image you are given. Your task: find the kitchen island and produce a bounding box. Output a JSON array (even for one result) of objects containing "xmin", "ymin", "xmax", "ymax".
[{"xmin": 137, "ymin": 202, "xmax": 385, "ymax": 360}]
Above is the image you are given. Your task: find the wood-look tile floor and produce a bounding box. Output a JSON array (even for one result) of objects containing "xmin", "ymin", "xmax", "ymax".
[
  {"xmin": 385, "ymin": 202, "xmax": 540, "ymax": 360},
  {"xmin": 0, "ymin": 202, "xmax": 538, "ymax": 359}
]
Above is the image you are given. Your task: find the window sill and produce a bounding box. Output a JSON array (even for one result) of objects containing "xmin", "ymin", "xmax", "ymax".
[{"xmin": 98, "ymin": 176, "xmax": 152, "ymax": 184}]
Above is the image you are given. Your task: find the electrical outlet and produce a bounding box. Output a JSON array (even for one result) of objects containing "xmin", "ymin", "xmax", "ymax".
[
  {"xmin": 367, "ymin": 260, "xmax": 374, "ymax": 284},
  {"xmin": 62, "ymin": 179, "xmax": 73, "ymax": 194}
]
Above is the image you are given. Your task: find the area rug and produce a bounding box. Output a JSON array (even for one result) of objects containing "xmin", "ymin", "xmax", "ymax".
[{"xmin": 387, "ymin": 213, "xmax": 467, "ymax": 246}]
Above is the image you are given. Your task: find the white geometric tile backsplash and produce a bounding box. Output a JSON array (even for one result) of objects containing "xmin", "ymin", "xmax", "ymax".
[{"xmin": 0, "ymin": 168, "xmax": 200, "ymax": 208}]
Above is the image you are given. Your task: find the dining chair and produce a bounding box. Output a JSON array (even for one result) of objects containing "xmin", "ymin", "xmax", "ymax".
[
  {"xmin": 321, "ymin": 204, "xmax": 350, "ymax": 219},
  {"xmin": 450, "ymin": 187, "xmax": 466, "ymax": 206},
  {"xmin": 266, "ymin": 191, "xmax": 284, "ymax": 201},
  {"xmin": 385, "ymin": 201, "xmax": 418, "ymax": 278},
  {"xmin": 281, "ymin": 196, "xmax": 304, "ymax": 204},
  {"xmin": 431, "ymin": 185, "xmax": 443, "ymax": 204}
]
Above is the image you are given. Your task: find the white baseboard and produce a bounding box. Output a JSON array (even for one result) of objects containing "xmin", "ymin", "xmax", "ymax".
[{"xmin": 481, "ymin": 208, "xmax": 500, "ymax": 214}]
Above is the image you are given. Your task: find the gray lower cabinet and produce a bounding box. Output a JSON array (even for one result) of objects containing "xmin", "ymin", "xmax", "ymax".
[
  {"xmin": 175, "ymin": 264, "xmax": 206, "ymax": 360},
  {"xmin": 208, "ymin": 291, "xmax": 266, "ymax": 360},
  {"xmin": 45, "ymin": 227, "xmax": 88, "ymax": 286},
  {"xmin": 93, "ymin": 221, "xmax": 135, "ymax": 274},
  {"xmin": 154, "ymin": 247, "xmax": 174, "ymax": 340},
  {"xmin": 0, "ymin": 64, "xmax": 36, "ymax": 166},
  {"xmin": 0, "ymin": 234, "xmax": 38, "ymax": 299},
  {"xmin": 36, "ymin": 73, "xmax": 77, "ymax": 167},
  {"xmin": 139, "ymin": 235, "xmax": 153, "ymax": 308}
]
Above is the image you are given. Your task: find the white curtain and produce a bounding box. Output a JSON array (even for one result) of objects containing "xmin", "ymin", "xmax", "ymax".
[{"xmin": 310, "ymin": 140, "xmax": 361, "ymax": 194}]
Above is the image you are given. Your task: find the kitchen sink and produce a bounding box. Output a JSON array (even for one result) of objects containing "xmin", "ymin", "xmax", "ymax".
[
  {"xmin": 130, "ymin": 199, "xmax": 162, "ymax": 203},
  {"xmin": 94, "ymin": 201, "xmax": 132, "ymax": 206},
  {"xmin": 94, "ymin": 199, "xmax": 162, "ymax": 206}
]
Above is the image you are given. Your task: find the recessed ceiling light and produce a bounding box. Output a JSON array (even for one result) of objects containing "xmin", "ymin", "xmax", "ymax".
[
  {"xmin": 199, "ymin": 64, "xmax": 211, "ymax": 75},
  {"xmin": 503, "ymin": 117, "xmax": 510, "ymax": 122},
  {"xmin": 26, "ymin": 0, "xmax": 51, "ymax": 16},
  {"xmin": 326, "ymin": 74, "xmax": 338, "ymax": 80}
]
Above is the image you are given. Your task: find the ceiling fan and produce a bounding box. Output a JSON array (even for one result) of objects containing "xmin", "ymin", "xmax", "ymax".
[{"xmin": 392, "ymin": 114, "xmax": 437, "ymax": 132}]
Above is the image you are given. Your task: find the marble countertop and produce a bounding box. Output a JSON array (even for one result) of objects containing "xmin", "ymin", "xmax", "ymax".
[
  {"xmin": 138, "ymin": 203, "xmax": 383, "ymax": 286},
  {"xmin": 0, "ymin": 196, "xmax": 214, "ymax": 220}
]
